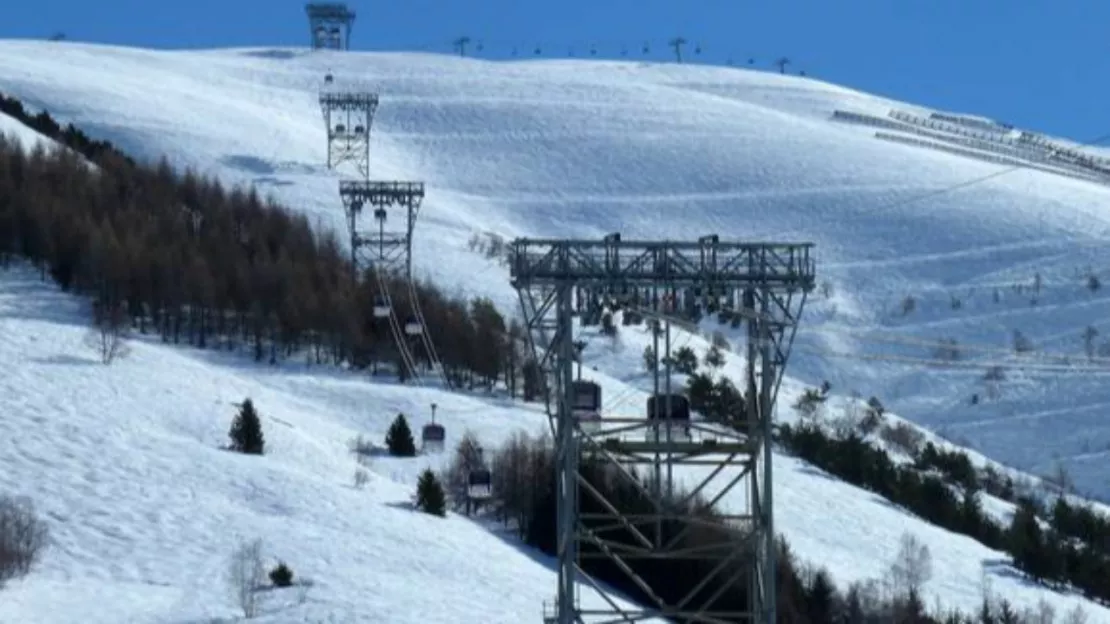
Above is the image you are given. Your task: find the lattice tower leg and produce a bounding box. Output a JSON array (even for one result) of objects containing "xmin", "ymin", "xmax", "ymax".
[{"xmin": 554, "ymin": 282, "xmax": 579, "ymax": 623}]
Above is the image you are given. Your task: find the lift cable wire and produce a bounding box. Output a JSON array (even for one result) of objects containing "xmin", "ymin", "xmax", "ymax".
[
  {"xmin": 405, "ymin": 274, "xmax": 452, "ymax": 388},
  {"xmin": 375, "ymin": 269, "xmax": 425, "ymax": 386}
]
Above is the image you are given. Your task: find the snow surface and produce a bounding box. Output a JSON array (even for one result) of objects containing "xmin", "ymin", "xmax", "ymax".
[
  {"xmin": 1, "ymin": 41, "xmax": 1110, "ymax": 620},
  {"xmin": 0, "ymin": 111, "xmax": 56, "ymax": 150}
]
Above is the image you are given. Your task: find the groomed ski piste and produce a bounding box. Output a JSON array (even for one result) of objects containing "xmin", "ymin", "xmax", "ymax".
[{"xmin": 1, "ymin": 40, "xmax": 1110, "ymax": 621}]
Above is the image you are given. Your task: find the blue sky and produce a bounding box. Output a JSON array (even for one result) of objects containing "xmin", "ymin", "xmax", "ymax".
[{"xmin": 2, "ymin": 0, "xmax": 1107, "ymax": 142}]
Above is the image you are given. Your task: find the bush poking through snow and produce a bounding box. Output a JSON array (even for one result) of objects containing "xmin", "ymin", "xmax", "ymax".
[
  {"xmin": 228, "ymin": 538, "xmax": 264, "ymax": 618},
  {"xmin": 0, "ymin": 495, "xmax": 48, "ymax": 588},
  {"xmin": 385, "ymin": 413, "xmax": 416, "ymax": 457},
  {"xmin": 353, "ymin": 467, "xmax": 370, "ymax": 489},
  {"xmin": 228, "ymin": 399, "xmax": 265, "ymax": 455},
  {"xmin": 879, "ymin": 421, "xmax": 925, "ymax": 456},
  {"xmin": 84, "ymin": 298, "xmax": 130, "ymax": 364},
  {"xmin": 268, "ymin": 561, "xmax": 294, "ymax": 587},
  {"xmin": 415, "ymin": 469, "xmax": 447, "ymax": 517}
]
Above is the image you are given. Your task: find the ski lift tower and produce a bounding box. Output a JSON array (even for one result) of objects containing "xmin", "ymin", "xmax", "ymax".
[
  {"xmin": 319, "ymin": 87, "xmax": 378, "ymax": 180},
  {"xmin": 339, "ymin": 180, "xmax": 425, "ymax": 279},
  {"xmin": 306, "ymin": 3, "xmax": 355, "ymax": 51},
  {"xmin": 510, "ymin": 234, "xmax": 815, "ymax": 623}
]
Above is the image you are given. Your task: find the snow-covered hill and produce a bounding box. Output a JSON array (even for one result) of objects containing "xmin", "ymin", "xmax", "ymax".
[
  {"xmin": 2, "ymin": 41, "xmax": 1110, "ymax": 620},
  {"xmin": 3, "ymin": 42, "xmax": 1109, "ymax": 501},
  {"xmin": 0, "ymin": 264, "xmax": 1103, "ymax": 622}
]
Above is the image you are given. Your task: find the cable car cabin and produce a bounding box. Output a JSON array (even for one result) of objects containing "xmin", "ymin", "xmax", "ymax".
[
  {"xmin": 571, "ymin": 380, "xmax": 603, "ymax": 433},
  {"xmin": 646, "ymin": 393, "xmax": 692, "ymax": 439},
  {"xmin": 421, "ymin": 422, "xmax": 445, "ymax": 452},
  {"xmin": 324, "ymin": 73, "xmax": 334, "ymax": 84},
  {"xmin": 353, "ymin": 125, "xmax": 365, "ymax": 135},
  {"xmin": 404, "ymin": 317, "xmax": 423, "ymax": 336},
  {"xmin": 467, "ymin": 468, "xmax": 493, "ymax": 500},
  {"xmin": 571, "ymin": 380, "xmax": 601, "ymax": 412},
  {"xmin": 334, "ymin": 123, "xmax": 346, "ymax": 134},
  {"xmin": 372, "ymin": 296, "xmax": 391, "ymax": 318}
]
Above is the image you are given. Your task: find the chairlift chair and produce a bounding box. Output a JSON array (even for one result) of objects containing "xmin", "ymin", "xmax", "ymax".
[
  {"xmin": 467, "ymin": 468, "xmax": 493, "ymax": 500},
  {"xmin": 404, "ymin": 316, "xmax": 423, "ymax": 336},
  {"xmin": 372, "ymin": 295, "xmax": 391, "ymax": 318}
]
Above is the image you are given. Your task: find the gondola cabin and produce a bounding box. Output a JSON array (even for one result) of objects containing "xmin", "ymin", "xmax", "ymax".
[
  {"xmin": 324, "ymin": 72, "xmax": 334, "ymax": 84},
  {"xmin": 404, "ymin": 317, "xmax": 422, "ymax": 336},
  {"xmin": 646, "ymin": 393, "xmax": 692, "ymax": 439},
  {"xmin": 334, "ymin": 123, "xmax": 346, "ymax": 134},
  {"xmin": 372, "ymin": 295, "xmax": 391, "ymax": 318},
  {"xmin": 467, "ymin": 468, "xmax": 492, "ymax": 500},
  {"xmin": 571, "ymin": 380, "xmax": 602, "ymax": 433},
  {"xmin": 421, "ymin": 421, "xmax": 445, "ymax": 452}
]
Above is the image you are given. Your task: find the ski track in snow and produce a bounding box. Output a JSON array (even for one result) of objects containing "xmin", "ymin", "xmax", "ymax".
[{"xmin": 0, "ymin": 41, "xmax": 1109, "ymax": 621}]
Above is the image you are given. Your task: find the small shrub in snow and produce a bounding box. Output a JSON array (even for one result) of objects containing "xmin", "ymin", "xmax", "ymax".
[
  {"xmin": 878, "ymin": 421, "xmax": 924, "ymax": 456},
  {"xmin": 84, "ymin": 298, "xmax": 131, "ymax": 365},
  {"xmin": 353, "ymin": 468, "xmax": 369, "ymax": 489},
  {"xmin": 268, "ymin": 561, "xmax": 294, "ymax": 587},
  {"xmin": 385, "ymin": 413, "xmax": 416, "ymax": 457},
  {"xmin": 415, "ymin": 469, "xmax": 447, "ymax": 517},
  {"xmin": 228, "ymin": 399, "xmax": 265, "ymax": 455},
  {"xmin": 348, "ymin": 434, "xmax": 376, "ymax": 459},
  {"xmin": 0, "ymin": 495, "xmax": 48, "ymax": 588},
  {"xmin": 228, "ymin": 538, "xmax": 264, "ymax": 618},
  {"xmin": 703, "ymin": 344, "xmax": 725, "ymax": 370}
]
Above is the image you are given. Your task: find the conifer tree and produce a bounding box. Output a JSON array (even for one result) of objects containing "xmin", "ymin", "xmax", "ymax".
[
  {"xmin": 229, "ymin": 398, "xmax": 264, "ymax": 455},
  {"xmin": 415, "ymin": 468, "xmax": 446, "ymax": 517},
  {"xmin": 385, "ymin": 413, "xmax": 417, "ymax": 457}
]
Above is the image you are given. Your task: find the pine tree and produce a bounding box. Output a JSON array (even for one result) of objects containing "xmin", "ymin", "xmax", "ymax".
[
  {"xmin": 704, "ymin": 344, "xmax": 725, "ymax": 369},
  {"xmin": 385, "ymin": 413, "xmax": 417, "ymax": 457},
  {"xmin": 229, "ymin": 398, "xmax": 264, "ymax": 455},
  {"xmin": 1009, "ymin": 499, "xmax": 1047, "ymax": 582},
  {"xmin": 268, "ymin": 561, "xmax": 294, "ymax": 587},
  {"xmin": 805, "ymin": 568, "xmax": 836, "ymax": 622},
  {"xmin": 415, "ymin": 468, "xmax": 446, "ymax": 517}
]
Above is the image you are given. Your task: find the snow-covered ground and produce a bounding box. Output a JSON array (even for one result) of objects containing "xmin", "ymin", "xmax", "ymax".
[
  {"xmin": 2, "ymin": 40, "xmax": 1110, "ymax": 620},
  {"xmin": 0, "ymin": 265, "xmax": 1103, "ymax": 622},
  {"xmin": 3, "ymin": 42, "xmax": 1110, "ymax": 500}
]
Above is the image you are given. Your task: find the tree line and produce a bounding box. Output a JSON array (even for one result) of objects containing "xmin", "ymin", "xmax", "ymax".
[
  {"xmin": 782, "ymin": 385, "xmax": 1110, "ymax": 607},
  {"xmin": 442, "ymin": 429, "xmax": 1090, "ymax": 623},
  {"xmin": 0, "ymin": 91, "xmax": 529, "ymax": 387}
]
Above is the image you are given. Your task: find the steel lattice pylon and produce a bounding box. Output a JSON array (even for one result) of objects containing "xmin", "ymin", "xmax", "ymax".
[
  {"xmin": 305, "ymin": 2, "xmax": 355, "ymax": 50},
  {"xmin": 339, "ymin": 180, "xmax": 425, "ymax": 279},
  {"xmin": 319, "ymin": 91, "xmax": 378, "ymax": 179},
  {"xmin": 511, "ymin": 235, "xmax": 815, "ymax": 624}
]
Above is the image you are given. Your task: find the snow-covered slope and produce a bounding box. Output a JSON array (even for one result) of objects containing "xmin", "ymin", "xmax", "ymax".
[
  {"xmin": 0, "ymin": 267, "xmax": 1104, "ymax": 622},
  {"xmin": 0, "ymin": 266, "xmax": 662, "ymax": 624},
  {"xmin": 0, "ymin": 111, "xmax": 56, "ymax": 150},
  {"xmin": 2, "ymin": 42, "xmax": 1108, "ymax": 502},
  {"xmin": 2, "ymin": 40, "xmax": 1110, "ymax": 619}
]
